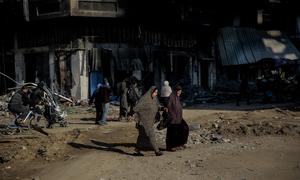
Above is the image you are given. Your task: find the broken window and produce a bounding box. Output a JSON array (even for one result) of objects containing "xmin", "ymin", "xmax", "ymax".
[
  {"xmin": 29, "ymin": 0, "xmax": 61, "ymax": 16},
  {"xmin": 78, "ymin": 0, "xmax": 117, "ymax": 11},
  {"xmin": 24, "ymin": 52, "xmax": 50, "ymax": 85}
]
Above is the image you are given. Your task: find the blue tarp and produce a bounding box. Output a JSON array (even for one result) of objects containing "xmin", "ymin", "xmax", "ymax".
[
  {"xmin": 89, "ymin": 71, "xmax": 103, "ymax": 97},
  {"xmin": 257, "ymin": 58, "xmax": 295, "ymax": 68}
]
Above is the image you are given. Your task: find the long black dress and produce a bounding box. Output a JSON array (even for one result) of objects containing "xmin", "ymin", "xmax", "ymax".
[{"xmin": 166, "ymin": 92, "xmax": 189, "ymax": 150}]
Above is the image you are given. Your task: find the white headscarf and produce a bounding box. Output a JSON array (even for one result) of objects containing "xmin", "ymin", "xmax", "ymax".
[{"xmin": 161, "ymin": 80, "xmax": 172, "ymax": 97}]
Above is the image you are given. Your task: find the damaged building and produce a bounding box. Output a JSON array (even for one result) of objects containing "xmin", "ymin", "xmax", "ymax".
[
  {"xmin": 216, "ymin": 27, "xmax": 300, "ymax": 91},
  {"xmin": 1, "ymin": 0, "xmax": 300, "ymax": 101},
  {"xmin": 0, "ymin": 0, "xmax": 216, "ymax": 100},
  {"xmin": 214, "ymin": 1, "xmax": 300, "ymax": 91}
]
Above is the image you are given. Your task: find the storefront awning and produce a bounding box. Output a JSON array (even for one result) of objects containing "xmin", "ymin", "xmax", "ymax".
[{"xmin": 217, "ymin": 27, "xmax": 300, "ymax": 66}]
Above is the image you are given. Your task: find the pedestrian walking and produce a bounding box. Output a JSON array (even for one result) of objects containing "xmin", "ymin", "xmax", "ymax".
[
  {"xmin": 133, "ymin": 86, "xmax": 163, "ymax": 156},
  {"xmin": 166, "ymin": 85, "xmax": 189, "ymax": 151}
]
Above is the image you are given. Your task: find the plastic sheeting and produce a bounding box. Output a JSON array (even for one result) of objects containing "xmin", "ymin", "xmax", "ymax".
[{"xmin": 89, "ymin": 71, "xmax": 103, "ymax": 97}]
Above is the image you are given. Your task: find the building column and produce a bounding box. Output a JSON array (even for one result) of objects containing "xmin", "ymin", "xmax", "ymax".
[
  {"xmin": 160, "ymin": 67, "xmax": 166, "ymax": 88},
  {"xmin": 209, "ymin": 61, "xmax": 216, "ymax": 90},
  {"xmin": 192, "ymin": 57, "xmax": 198, "ymax": 86},
  {"xmin": 14, "ymin": 51, "xmax": 25, "ymax": 84},
  {"xmin": 69, "ymin": 38, "xmax": 89, "ymax": 100},
  {"xmin": 49, "ymin": 50, "xmax": 55, "ymax": 86},
  {"xmin": 198, "ymin": 61, "xmax": 201, "ymax": 87},
  {"xmin": 70, "ymin": 49, "xmax": 89, "ymax": 100},
  {"xmin": 14, "ymin": 32, "xmax": 25, "ymax": 84},
  {"xmin": 80, "ymin": 50, "xmax": 89, "ymax": 100},
  {"xmin": 189, "ymin": 56, "xmax": 193, "ymax": 85},
  {"xmin": 297, "ymin": 16, "xmax": 300, "ymax": 38},
  {"xmin": 154, "ymin": 57, "xmax": 160, "ymax": 88}
]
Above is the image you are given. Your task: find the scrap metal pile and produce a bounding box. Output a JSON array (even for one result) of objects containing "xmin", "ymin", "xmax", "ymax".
[{"xmin": 0, "ymin": 81, "xmax": 72, "ymax": 136}]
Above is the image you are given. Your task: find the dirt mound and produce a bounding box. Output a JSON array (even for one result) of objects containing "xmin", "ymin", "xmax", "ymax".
[
  {"xmin": 210, "ymin": 121, "xmax": 300, "ymax": 136},
  {"xmin": 0, "ymin": 129, "xmax": 83, "ymax": 167}
]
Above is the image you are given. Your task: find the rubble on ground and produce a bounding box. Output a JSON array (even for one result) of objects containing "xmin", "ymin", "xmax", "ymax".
[
  {"xmin": 155, "ymin": 112, "xmax": 300, "ymax": 146},
  {"xmin": 1, "ymin": 92, "xmax": 300, "ymax": 171},
  {"xmin": 0, "ymin": 94, "xmax": 10, "ymax": 113}
]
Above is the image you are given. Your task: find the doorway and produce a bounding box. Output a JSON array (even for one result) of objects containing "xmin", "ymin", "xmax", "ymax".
[
  {"xmin": 201, "ymin": 61, "xmax": 209, "ymax": 89},
  {"xmin": 24, "ymin": 52, "xmax": 49, "ymax": 85}
]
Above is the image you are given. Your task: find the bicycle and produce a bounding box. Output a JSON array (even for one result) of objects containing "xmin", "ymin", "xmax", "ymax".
[{"xmin": 0, "ymin": 110, "xmax": 43, "ymax": 136}]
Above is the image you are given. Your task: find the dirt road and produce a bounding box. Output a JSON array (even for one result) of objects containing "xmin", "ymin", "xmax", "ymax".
[
  {"xmin": 1, "ymin": 103, "xmax": 300, "ymax": 180},
  {"xmin": 35, "ymin": 136, "xmax": 300, "ymax": 180}
]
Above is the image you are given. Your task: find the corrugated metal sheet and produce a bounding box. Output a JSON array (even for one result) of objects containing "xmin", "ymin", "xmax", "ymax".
[
  {"xmin": 114, "ymin": 48, "xmax": 146, "ymax": 71},
  {"xmin": 217, "ymin": 27, "xmax": 300, "ymax": 65}
]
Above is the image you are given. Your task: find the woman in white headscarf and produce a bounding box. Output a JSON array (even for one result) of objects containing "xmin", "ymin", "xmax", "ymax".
[{"xmin": 161, "ymin": 81, "xmax": 172, "ymax": 107}]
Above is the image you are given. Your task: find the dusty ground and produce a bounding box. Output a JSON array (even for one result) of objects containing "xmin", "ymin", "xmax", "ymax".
[{"xmin": 1, "ymin": 102, "xmax": 300, "ymax": 180}]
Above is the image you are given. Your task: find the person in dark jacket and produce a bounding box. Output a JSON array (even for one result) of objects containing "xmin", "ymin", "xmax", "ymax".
[
  {"xmin": 8, "ymin": 86, "xmax": 31, "ymax": 124},
  {"xmin": 118, "ymin": 81, "xmax": 129, "ymax": 121},
  {"xmin": 133, "ymin": 86, "xmax": 163, "ymax": 156},
  {"xmin": 30, "ymin": 81, "xmax": 46, "ymax": 106},
  {"xmin": 89, "ymin": 83, "xmax": 103, "ymax": 125},
  {"xmin": 99, "ymin": 79, "xmax": 112, "ymax": 124},
  {"xmin": 89, "ymin": 82, "xmax": 112, "ymax": 125},
  {"xmin": 166, "ymin": 85, "xmax": 189, "ymax": 151}
]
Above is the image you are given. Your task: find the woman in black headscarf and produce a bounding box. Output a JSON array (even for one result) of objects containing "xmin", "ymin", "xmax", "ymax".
[
  {"xmin": 133, "ymin": 86, "xmax": 163, "ymax": 156},
  {"xmin": 166, "ymin": 85, "xmax": 189, "ymax": 151}
]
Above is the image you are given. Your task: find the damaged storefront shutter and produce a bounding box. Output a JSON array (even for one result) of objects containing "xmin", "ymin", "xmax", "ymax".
[
  {"xmin": 116, "ymin": 48, "xmax": 129, "ymax": 71},
  {"xmin": 88, "ymin": 48, "xmax": 101, "ymax": 71},
  {"xmin": 130, "ymin": 58, "xmax": 144, "ymax": 80}
]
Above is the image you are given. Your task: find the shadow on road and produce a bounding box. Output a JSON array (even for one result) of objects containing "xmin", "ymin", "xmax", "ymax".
[
  {"xmin": 68, "ymin": 140, "xmax": 137, "ymax": 156},
  {"xmin": 80, "ymin": 118, "xmax": 95, "ymax": 121}
]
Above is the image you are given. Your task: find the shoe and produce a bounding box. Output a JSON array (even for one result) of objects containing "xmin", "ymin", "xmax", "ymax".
[
  {"xmin": 134, "ymin": 148, "xmax": 144, "ymax": 156},
  {"xmin": 119, "ymin": 117, "xmax": 128, "ymax": 122},
  {"xmin": 96, "ymin": 121, "xmax": 107, "ymax": 126},
  {"xmin": 155, "ymin": 151, "xmax": 163, "ymax": 156},
  {"xmin": 99, "ymin": 121, "xmax": 108, "ymax": 126},
  {"xmin": 133, "ymin": 152, "xmax": 144, "ymax": 156},
  {"xmin": 167, "ymin": 148, "xmax": 176, "ymax": 152},
  {"xmin": 176, "ymin": 146, "xmax": 184, "ymax": 150},
  {"xmin": 181, "ymin": 144, "xmax": 188, "ymax": 149}
]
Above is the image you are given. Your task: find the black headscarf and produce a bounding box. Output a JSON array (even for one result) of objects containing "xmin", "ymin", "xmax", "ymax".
[{"xmin": 167, "ymin": 87, "xmax": 183, "ymax": 124}]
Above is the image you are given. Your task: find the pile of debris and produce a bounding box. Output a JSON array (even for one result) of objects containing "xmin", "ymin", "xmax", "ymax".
[
  {"xmin": 155, "ymin": 123, "xmax": 232, "ymax": 146},
  {"xmin": 0, "ymin": 93, "xmax": 10, "ymax": 111},
  {"xmin": 0, "ymin": 94, "xmax": 12, "ymax": 123},
  {"xmin": 155, "ymin": 114, "xmax": 300, "ymax": 146}
]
